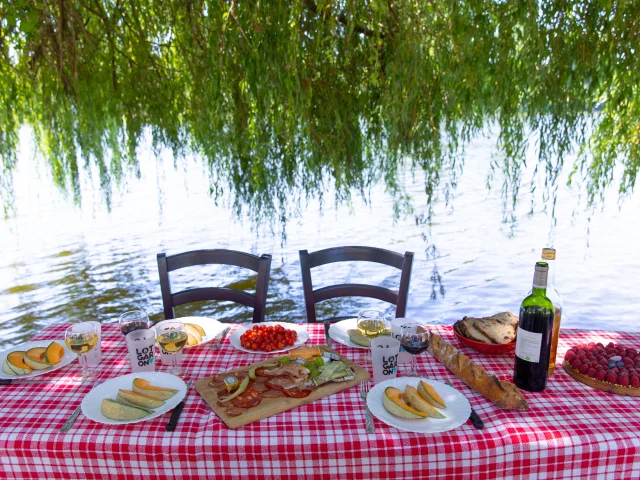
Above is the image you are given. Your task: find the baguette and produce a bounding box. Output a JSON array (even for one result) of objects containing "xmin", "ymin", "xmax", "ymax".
[{"xmin": 428, "ymin": 333, "xmax": 529, "ymax": 410}]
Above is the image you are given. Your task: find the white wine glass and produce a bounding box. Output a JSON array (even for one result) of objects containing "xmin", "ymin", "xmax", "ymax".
[
  {"xmin": 357, "ymin": 310, "xmax": 390, "ymax": 360},
  {"xmin": 65, "ymin": 323, "xmax": 99, "ymax": 382},
  {"xmin": 399, "ymin": 324, "xmax": 430, "ymax": 377},
  {"xmin": 156, "ymin": 322, "xmax": 188, "ymax": 377}
]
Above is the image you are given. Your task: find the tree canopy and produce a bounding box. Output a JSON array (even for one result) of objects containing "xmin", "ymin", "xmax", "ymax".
[{"xmin": 1, "ymin": 0, "xmax": 638, "ymax": 221}]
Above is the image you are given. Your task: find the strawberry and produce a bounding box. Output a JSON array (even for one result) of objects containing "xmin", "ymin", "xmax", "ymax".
[
  {"xmin": 619, "ymin": 374, "xmax": 630, "ymax": 387},
  {"xmin": 579, "ymin": 364, "xmax": 589, "ymax": 374},
  {"xmin": 595, "ymin": 370, "xmax": 607, "ymax": 381},
  {"xmin": 587, "ymin": 368, "xmax": 597, "ymax": 378},
  {"xmin": 631, "ymin": 375, "xmax": 640, "ymax": 388},
  {"xmin": 605, "ymin": 371, "xmax": 617, "ymax": 384}
]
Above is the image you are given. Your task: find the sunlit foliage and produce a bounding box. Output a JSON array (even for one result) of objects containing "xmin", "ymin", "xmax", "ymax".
[{"xmin": 1, "ymin": 0, "xmax": 638, "ymax": 221}]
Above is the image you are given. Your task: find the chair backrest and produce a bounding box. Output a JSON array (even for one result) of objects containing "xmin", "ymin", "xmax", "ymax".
[
  {"xmin": 299, "ymin": 246, "xmax": 414, "ymax": 323},
  {"xmin": 157, "ymin": 249, "xmax": 272, "ymax": 323}
]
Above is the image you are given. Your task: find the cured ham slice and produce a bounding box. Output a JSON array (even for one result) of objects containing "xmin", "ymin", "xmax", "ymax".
[
  {"xmin": 262, "ymin": 364, "xmax": 309, "ymax": 381},
  {"xmin": 250, "ymin": 382, "xmax": 270, "ymax": 393},
  {"xmin": 226, "ymin": 406, "xmax": 248, "ymax": 417},
  {"xmin": 261, "ymin": 389, "xmax": 287, "ymax": 398},
  {"xmin": 265, "ymin": 377, "xmax": 299, "ymax": 391}
]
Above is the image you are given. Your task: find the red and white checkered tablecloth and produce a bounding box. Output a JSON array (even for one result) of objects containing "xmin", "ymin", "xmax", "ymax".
[{"xmin": 0, "ymin": 323, "xmax": 639, "ymax": 479}]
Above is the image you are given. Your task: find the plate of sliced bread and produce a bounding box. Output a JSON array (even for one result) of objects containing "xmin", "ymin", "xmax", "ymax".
[{"xmin": 453, "ymin": 312, "xmax": 518, "ymax": 354}]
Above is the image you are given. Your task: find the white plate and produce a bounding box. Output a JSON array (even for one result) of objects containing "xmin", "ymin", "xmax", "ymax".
[
  {"xmin": 0, "ymin": 340, "xmax": 77, "ymax": 380},
  {"xmin": 229, "ymin": 322, "xmax": 310, "ymax": 354},
  {"xmin": 328, "ymin": 318, "xmax": 369, "ymax": 349},
  {"xmin": 153, "ymin": 317, "xmax": 226, "ymax": 348},
  {"xmin": 81, "ymin": 372, "xmax": 187, "ymax": 425},
  {"xmin": 367, "ymin": 377, "xmax": 471, "ymax": 434}
]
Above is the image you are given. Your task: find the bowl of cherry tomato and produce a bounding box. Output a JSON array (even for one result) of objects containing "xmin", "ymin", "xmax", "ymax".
[{"xmin": 239, "ymin": 323, "xmax": 299, "ymax": 352}]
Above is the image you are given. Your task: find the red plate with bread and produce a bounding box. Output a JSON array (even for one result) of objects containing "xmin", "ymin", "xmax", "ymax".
[{"xmin": 453, "ymin": 312, "xmax": 518, "ymax": 355}]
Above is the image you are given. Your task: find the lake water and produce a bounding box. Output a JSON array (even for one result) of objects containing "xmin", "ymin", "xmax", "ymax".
[{"xmin": 1, "ymin": 129, "xmax": 639, "ymax": 349}]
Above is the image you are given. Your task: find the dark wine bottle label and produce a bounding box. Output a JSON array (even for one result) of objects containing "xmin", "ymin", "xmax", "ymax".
[{"xmin": 515, "ymin": 326, "xmax": 543, "ymax": 363}]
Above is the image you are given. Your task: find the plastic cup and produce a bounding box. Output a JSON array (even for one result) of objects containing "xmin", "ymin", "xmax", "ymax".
[
  {"xmin": 370, "ymin": 336, "xmax": 400, "ymax": 384},
  {"xmin": 125, "ymin": 328, "xmax": 157, "ymax": 373},
  {"xmin": 391, "ymin": 317, "xmax": 418, "ymax": 364},
  {"xmin": 84, "ymin": 320, "xmax": 102, "ymax": 367}
]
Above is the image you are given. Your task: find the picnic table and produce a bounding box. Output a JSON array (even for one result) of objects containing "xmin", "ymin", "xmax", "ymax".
[{"xmin": 0, "ymin": 323, "xmax": 639, "ymax": 479}]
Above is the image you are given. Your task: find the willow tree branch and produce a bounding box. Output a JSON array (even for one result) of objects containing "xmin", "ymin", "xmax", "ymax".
[{"xmin": 302, "ymin": 0, "xmax": 385, "ymax": 39}]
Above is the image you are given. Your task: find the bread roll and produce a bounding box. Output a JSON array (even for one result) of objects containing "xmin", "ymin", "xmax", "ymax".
[{"xmin": 428, "ymin": 333, "xmax": 529, "ymax": 410}]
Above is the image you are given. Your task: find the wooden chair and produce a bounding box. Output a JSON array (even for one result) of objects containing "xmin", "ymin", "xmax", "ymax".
[
  {"xmin": 299, "ymin": 246, "xmax": 414, "ymax": 324},
  {"xmin": 157, "ymin": 249, "xmax": 272, "ymax": 323}
]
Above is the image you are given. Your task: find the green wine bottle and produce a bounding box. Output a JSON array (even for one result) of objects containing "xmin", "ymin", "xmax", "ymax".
[{"xmin": 513, "ymin": 261, "xmax": 555, "ymax": 392}]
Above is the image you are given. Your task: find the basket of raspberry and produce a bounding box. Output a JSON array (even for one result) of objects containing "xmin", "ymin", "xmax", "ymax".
[{"xmin": 562, "ymin": 342, "xmax": 640, "ymax": 396}]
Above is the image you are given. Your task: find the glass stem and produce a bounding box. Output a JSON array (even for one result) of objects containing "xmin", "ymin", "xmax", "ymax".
[
  {"xmin": 79, "ymin": 353, "xmax": 88, "ymax": 373},
  {"xmin": 411, "ymin": 354, "xmax": 417, "ymax": 373}
]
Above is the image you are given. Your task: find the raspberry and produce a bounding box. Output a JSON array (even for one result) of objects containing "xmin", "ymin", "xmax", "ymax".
[
  {"xmin": 606, "ymin": 342, "xmax": 615, "ymax": 349},
  {"xmin": 587, "ymin": 342, "xmax": 596, "ymax": 348},
  {"xmin": 619, "ymin": 369, "xmax": 629, "ymax": 377},
  {"xmin": 627, "ymin": 349, "xmax": 637, "ymax": 357},
  {"xmin": 579, "ymin": 363, "xmax": 590, "ymax": 374},
  {"xmin": 595, "ymin": 364, "xmax": 604, "ymax": 371},
  {"xmin": 613, "ymin": 368, "xmax": 620, "ymax": 374},
  {"xmin": 565, "ymin": 351, "xmax": 576, "ymax": 362},
  {"xmin": 591, "ymin": 361, "xmax": 599, "ymax": 368},
  {"xmin": 587, "ymin": 368, "xmax": 597, "ymax": 378},
  {"xmin": 605, "ymin": 371, "xmax": 618, "ymax": 384},
  {"xmin": 631, "ymin": 375, "xmax": 640, "ymax": 388},
  {"xmin": 595, "ymin": 370, "xmax": 607, "ymax": 381},
  {"xmin": 619, "ymin": 374, "xmax": 630, "ymax": 387},
  {"xmin": 596, "ymin": 342, "xmax": 604, "ymax": 348},
  {"xmin": 571, "ymin": 359, "xmax": 582, "ymax": 370},
  {"xmin": 622, "ymin": 357, "xmax": 633, "ymax": 365}
]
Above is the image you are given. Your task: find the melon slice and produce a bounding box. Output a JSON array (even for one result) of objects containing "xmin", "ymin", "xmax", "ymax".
[
  {"xmin": 186, "ymin": 322, "xmax": 206, "ymax": 337},
  {"xmin": 24, "ymin": 347, "xmax": 52, "ymax": 370},
  {"xmin": 418, "ymin": 380, "xmax": 447, "ymax": 409},
  {"xmin": 45, "ymin": 342, "xmax": 65, "ymax": 364},
  {"xmin": 185, "ymin": 324, "xmax": 202, "ymax": 346},
  {"xmin": 382, "ymin": 387, "xmax": 428, "ymax": 419},
  {"xmin": 132, "ymin": 378, "xmax": 179, "ymax": 400},
  {"xmin": 2, "ymin": 358, "xmax": 17, "ymax": 376},
  {"xmin": 347, "ymin": 329, "xmax": 371, "ymax": 347},
  {"xmin": 117, "ymin": 389, "xmax": 165, "ymax": 409},
  {"xmin": 7, "ymin": 352, "xmax": 33, "ymax": 375},
  {"xmin": 101, "ymin": 399, "xmax": 152, "ymax": 421},
  {"xmin": 404, "ymin": 385, "xmax": 446, "ymax": 418}
]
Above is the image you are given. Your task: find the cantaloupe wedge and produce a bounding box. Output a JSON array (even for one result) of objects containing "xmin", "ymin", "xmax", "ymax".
[
  {"xmin": 418, "ymin": 381, "xmax": 447, "ymax": 409},
  {"xmin": 117, "ymin": 389, "xmax": 165, "ymax": 409},
  {"xmin": 101, "ymin": 399, "xmax": 152, "ymax": 421},
  {"xmin": 45, "ymin": 342, "xmax": 65, "ymax": 364},
  {"xmin": 7, "ymin": 351, "xmax": 33, "ymax": 375},
  {"xmin": 132, "ymin": 378, "xmax": 179, "ymax": 400},
  {"xmin": 404, "ymin": 385, "xmax": 446, "ymax": 419},
  {"xmin": 185, "ymin": 324, "xmax": 202, "ymax": 346},
  {"xmin": 24, "ymin": 347, "xmax": 52, "ymax": 370},
  {"xmin": 382, "ymin": 387, "xmax": 428, "ymax": 419},
  {"xmin": 186, "ymin": 322, "xmax": 206, "ymax": 337},
  {"xmin": 2, "ymin": 358, "xmax": 17, "ymax": 376}
]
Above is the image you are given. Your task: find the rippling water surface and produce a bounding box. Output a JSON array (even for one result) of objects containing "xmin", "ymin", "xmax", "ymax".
[{"xmin": 1, "ymin": 130, "xmax": 639, "ymax": 349}]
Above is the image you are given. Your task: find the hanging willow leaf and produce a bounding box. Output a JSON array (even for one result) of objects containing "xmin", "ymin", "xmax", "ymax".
[{"xmin": 0, "ymin": 0, "xmax": 638, "ymax": 222}]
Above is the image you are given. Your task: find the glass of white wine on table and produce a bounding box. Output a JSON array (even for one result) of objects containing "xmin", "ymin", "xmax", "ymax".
[
  {"xmin": 119, "ymin": 310, "xmax": 151, "ymax": 337},
  {"xmin": 65, "ymin": 323, "xmax": 99, "ymax": 382},
  {"xmin": 399, "ymin": 324, "xmax": 430, "ymax": 377},
  {"xmin": 357, "ymin": 310, "xmax": 390, "ymax": 361},
  {"xmin": 156, "ymin": 322, "xmax": 188, "ymax": 378}
]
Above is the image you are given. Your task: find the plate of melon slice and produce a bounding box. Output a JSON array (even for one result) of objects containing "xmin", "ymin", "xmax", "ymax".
[
  {"xmin": 0, "ymin": 340, "xmax": 77, "ymax": 380},
  {"xmin": 153, "ymin": 317, "xmax": 226, "ymax": 348},
  {"xmin": 367, "ymin": 377, "xmax": 471, "ymax": 434},
  {"xmin": 82, "ymin": 372, "xmax": 187, "ymax": 425}
]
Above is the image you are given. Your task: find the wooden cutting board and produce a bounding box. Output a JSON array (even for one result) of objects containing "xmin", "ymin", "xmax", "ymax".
[{"xmin": 195, "ymin": 346, "xmax": 370, "ymax": 428}]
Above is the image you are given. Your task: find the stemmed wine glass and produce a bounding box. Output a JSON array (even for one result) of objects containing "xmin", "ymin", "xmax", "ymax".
[
  {"xmin": 399, "ymin": 323, "xmax": 430, "ymax": 377},
  {"xmin": 65, "ymin": 323, "xmax": 99, "ymax": 381},
  {"xmin": 119, "ymin": 310, "xmax": 151, "ymax": 337},
  {"xmin": 357, "ymin": 310, "xmax": 390, "ymax": 360},
  {"xmin": 156, "ymin": 322, "xmax": 188, "ymax": 377}
]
